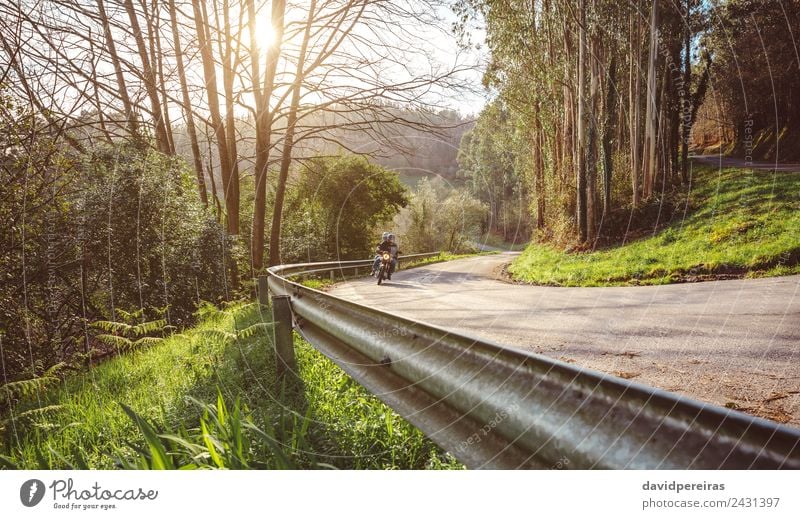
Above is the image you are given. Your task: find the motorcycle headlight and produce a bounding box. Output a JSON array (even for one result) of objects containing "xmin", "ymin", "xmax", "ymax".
[{"xmin": 383, "ymin": 253, "xmax": 390, "ymax": 260}]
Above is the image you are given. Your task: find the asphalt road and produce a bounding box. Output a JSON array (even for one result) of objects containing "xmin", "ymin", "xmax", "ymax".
[{"xmin": 331, "ymin": 253, "xmax": 800, "ymax": 426}]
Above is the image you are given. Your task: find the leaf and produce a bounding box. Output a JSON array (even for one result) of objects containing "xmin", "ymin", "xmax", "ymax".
[
  {"xmin": 200, "ymin": 418, "xmax": 224, "ymax": 468},
  {"xmin": 385, "ymin": 412, "xmax": 394, "ymax": 438},
  {"xmin": 195, "ymin": 329, "xmax": 236, "ymax": 344},
  {"xmin": 0, "ymin": 455, "xmax": 19, "ymax": 469},
  {"xmin": 0, "ymin": 374, "xmax": 60, "ymax": 399},
  {"xmin": 13, "ymin": 404, "xmax": 64, "ymax": 421},
  {"xmin": 237, "ymin": 322, "xmax": 273, "ymax": 340},
  {"xmin": 91, "ymin": 320, "xmax": 133, "ymax": 335},
  {"xmin": 132, "ymin": 336, "xmax": 164, "ymax": 348},
  {"xmin": 95, "ymin": 334, "xmax": 133, "ymax": 350},
  {"xmin": 243, "ymin": 422, "xmax": 295, "ymax": 469},
  {"xmin": 157, "ymin": 434, "xmax": 205, "ymax": 456},
  {"xmin": 132, "ymin": 319, "xmax": 167, "ymax": 336},
  {"xmin": 216, "ymin": 391, "xmax": 226, "ymax": 428},
  {"xmin": 43, "ymin": 362, "xmax": 69, "ymax": 378},
  {"xmin": 120, "ymin": 403, "xmax": 173, "ymax": 470}
]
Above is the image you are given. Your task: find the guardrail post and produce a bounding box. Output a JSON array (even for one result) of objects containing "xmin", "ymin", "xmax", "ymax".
[
  {"xmin": 271, "ymin": 294, "xmax": 297, "ymax": 381},
  {"xmin": 257, "ymin": 275, "xmax": 269, "ymax": 307}
]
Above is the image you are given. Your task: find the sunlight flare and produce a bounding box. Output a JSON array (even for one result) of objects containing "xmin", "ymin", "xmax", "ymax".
[{"xmin": 254, "ymin": 17, "xmax": 277, "ymax": 51}]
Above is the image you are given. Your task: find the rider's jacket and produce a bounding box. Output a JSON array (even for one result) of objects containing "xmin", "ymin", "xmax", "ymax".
[{"xmin": 376, "ymin": 239, "xmax": 392, "ymax": 253}]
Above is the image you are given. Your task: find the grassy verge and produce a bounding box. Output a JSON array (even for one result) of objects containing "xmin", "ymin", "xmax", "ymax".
[
  {"xmin": 510, "ymin": 166, "xmax": 800, "ymax": 286},
  {"xmin": 0, "ymin": 303, "xmax": 460, "ymax": 469}
]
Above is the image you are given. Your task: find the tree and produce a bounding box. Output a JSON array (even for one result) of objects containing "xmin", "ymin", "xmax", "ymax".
[
  {"xmin": 704, "ymin": 0, "xmax": 797, "ymax": 160},
  {"xmin": 286, "ymin": 155, "xmax": 408, "ymax": 262},
  {"xmin": 399, "ymin": 178, "xmax": 487, "ymax": 253},
  {"xmin": 454, "ymin": 0, "xmax": 713, "ymax": 245}
]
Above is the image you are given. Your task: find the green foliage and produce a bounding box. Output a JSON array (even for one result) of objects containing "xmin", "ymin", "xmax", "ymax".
[
  {"xmin": 91, "ymin": 309, "xmax": 171, "ymax": 354},
  {"xmin": 0, "ymin": 363, "xmax": 67, "ymax": 402},
  {"xmin": 79, "ymin": 143, "xmax": 229, "ymax": 325},
  {"xmin": 295, "ymin": 337, "xmax": 461, "ymax": 469},
  {"xmin": 706, "ymin": 0, "xmax": 800, "ymax": 160},
  {"xmin": 0, "ymin": 88, "xmax": 80, "ymax": 380},
  {"xmin": 457, "ymin": 100, "xmax": 531, "ymax": 242},
  {"xmin": 117, "ymin": 392, "xmax": 301, "ymax": 470},
  {"xmin": 510, "ymin": 166, "xmax": 800, "ymax": 286},
  {"xmin": 0, "ymin": 119, "xmax": 230, "ymax": 381},
  {"xmin": 283, "ymin": 155, "xmax": 409, "ymax": 261},
  {"xmin": 1, "ymin": 302, "xmax": 460, "ymax": 469},
  {"xmin": 398, "ymin": 178, "xmax": 487, "ymax": 253}
]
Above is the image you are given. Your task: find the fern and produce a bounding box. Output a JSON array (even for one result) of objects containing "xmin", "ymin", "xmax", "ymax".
[
  {"xmin": 0, "ymin": 365, "xmax": 68, "ymax": 436},
  {"xmin": 91, "ymin": 320, "xmax": 134, "ymax": 335},
  {"xmin": 194, "ymin": 301, "xmax": 222, "ymax": 321},
  {"xmin": 132, "ymin": 337, "xmax": 164, "ymax": 348},
  {"xmin": 237, "ymin": 322, "xmax": 274, "ymax": 340},
  {"xmin": 115, "ymin": 308, "xmax": 143, "ymax": 322},
  {"xmin": 90, "ymin": 309, "xmax": 171, "ymax": 355},
  {"xmin": 95, "ymin": 334, "xmax": 133, "ymax": 351},
  {"xmin": 0, "ymin": 363, "xmax": 66, "ymax": 400},
  {"xmin": 131, "ymin": 319, "xmax": 167, "ymax": 336},
  {"xmin": 195, "ymin": 329, "xmax": 237, "ymax": 344},
  {"xmin": 7, "ymin": 404, "xmax": 64, "ymax": 422}
]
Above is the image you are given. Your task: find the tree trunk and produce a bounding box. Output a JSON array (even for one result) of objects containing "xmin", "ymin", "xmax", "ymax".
[
  {"xmin": 142, "ymin": 0, "xmax": 175, "ymax": 153},
  {"xmin": 657, "ymin": 66, "xmax": 668, "ymax": 193},
  {"xmin": 221, "ymin": 0, "xmax": 241, "ymax": 237},
  {"xmin": 96, "ymin": 0, "xmax": 139, "ymax": 137},
  {"xmin": 192, "ymin": 0, "xmax": 235, "ymax": 234},
  {"xmin": 250, "ymin": 0, "xmax": 286, "ymax": 272},
  {"xmin": 563, "ymin": 29, "xmax": 574, "ymax": 193},
  {"xmin": 586, "ymin": 32, "xmax": 599, "ymax": 243},
  {"xmin": 533, "ymin": 103, "xmax": 545, "ymax": 229},
  {"xmin": 680, "ymin": 0, "xmax": 692, "ymax": 184},
  {"xmin": 269, "ymin": 0, "xmax": 316, "ymax": 266},
  {"xmin": 150, "ymin": 1, "xmax": 175, "ymax": 154},
  {"xmin": 576, "ymin": 0, "xmax": 588, "ymax": 242},
  {"xmin": 168, "ymin": 0, "xmax": 207, "ymax": 207},
  {"xmin": 206, "ymin": 132, "xmax": 222, "ymax": 219},
  {"xmin": 629, "ymin": 9, "xmax": 641, "ymax": 206},
  {"xmin": 122, "ymin": 0, "xmax": 169, "ymax": 153},
  {"xmin": 642, "ymin": 0, "xmax": 659, "ymax": 200},
  {"xmin": 603, "ymin": 54, "xmax": 617, "ymax": 215}
]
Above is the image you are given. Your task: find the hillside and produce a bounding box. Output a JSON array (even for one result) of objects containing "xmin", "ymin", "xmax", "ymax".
[{"xmin": 510, "ymin": 165, "xmax": 800, "ymax": 286}]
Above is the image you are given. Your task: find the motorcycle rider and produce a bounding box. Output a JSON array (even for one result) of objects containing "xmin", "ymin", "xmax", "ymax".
[{"xmin": 372, "ymin": 232, "xmax": 392, "ymax": 276}]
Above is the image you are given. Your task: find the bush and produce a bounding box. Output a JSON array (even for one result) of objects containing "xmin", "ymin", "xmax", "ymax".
[
  {"xmin": 283, "ymin": 155, "xmax": 408, "ymax": 262},
  {"xmin": 399, "ymin": 178, "xmax": 488, "ymax": 253},
  {"xmin": 0, "ymin": 133, "xmax": 228, "ymax": 381}
]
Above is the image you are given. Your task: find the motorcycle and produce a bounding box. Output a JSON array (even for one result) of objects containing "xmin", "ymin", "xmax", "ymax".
[{"xmin": 375, "ymin": 251, "xmax": 393, "ymax": 285}]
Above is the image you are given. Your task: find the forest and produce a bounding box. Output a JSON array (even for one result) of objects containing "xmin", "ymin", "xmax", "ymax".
[{"xmin": 455, "ymin": 0, "xmax": 800, "ymax": 246}]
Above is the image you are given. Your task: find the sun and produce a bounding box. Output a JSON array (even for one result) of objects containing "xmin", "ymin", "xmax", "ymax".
[{"xmin": 254, "ymin": 17, "xmax": 278, "ymax": 51}]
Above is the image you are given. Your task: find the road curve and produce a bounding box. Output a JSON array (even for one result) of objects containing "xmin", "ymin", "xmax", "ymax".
[{"xmin": 331, "ymin": 253, "xmax": 800, "ymax": 426}]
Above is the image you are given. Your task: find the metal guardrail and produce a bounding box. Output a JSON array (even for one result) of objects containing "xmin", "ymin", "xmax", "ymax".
[{"xmin": 264, "ymin": 254, "xmax": 800, "ymax": 469}]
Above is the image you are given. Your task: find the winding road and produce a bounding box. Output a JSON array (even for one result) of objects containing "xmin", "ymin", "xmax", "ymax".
[{"xmin": 331, "ymin": 253, "xmax": 800, "ymax": 426}]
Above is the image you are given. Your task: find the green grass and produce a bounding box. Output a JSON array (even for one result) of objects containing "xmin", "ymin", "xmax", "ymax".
[
  {"xmin": 510, "ymin": 166, "xmax": 800, "ymax": 286},
  {"xmin": 0, "ymin": 302, "xmax": 461, "ymax": 469}
]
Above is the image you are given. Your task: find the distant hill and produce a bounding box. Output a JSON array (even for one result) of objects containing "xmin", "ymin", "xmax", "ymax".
[{"xmin": 168, "ymin": 103, "xmax": 474, "ymax": 190}]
